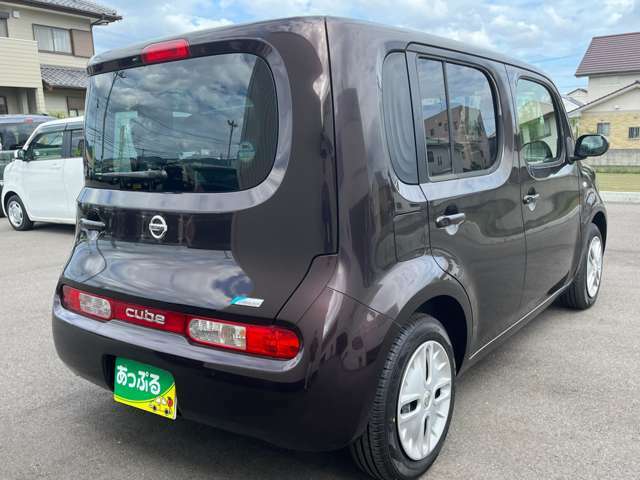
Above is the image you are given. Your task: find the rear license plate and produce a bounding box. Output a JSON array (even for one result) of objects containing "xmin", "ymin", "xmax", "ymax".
[{"xmin": 114, "ymin": 358, "xmax": 177, "ymax": 420}]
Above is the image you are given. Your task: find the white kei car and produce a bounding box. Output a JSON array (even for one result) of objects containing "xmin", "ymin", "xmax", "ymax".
[{"xmin": 2, "ymin": 117, "xmax": 84, "ymax": 230}]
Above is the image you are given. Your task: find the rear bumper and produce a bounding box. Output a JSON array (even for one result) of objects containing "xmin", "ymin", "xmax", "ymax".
[{"xmin": 52, "ymin": 288, "xmax": 392, "ymax": 451}]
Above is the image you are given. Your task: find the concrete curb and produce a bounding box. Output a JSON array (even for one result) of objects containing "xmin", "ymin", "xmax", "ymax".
[{"xmin": 601, "ymin": 191, "xmax": 640, "ymax": 204}]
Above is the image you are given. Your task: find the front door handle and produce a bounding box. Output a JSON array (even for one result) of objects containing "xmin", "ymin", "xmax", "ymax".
[
  {"xmin": 435, "ymin": 212, "xmax": 466, "ymax": 229},
  {"xmin": 523, "ymin": 193, "xmax": 540, "ymax": 205}
]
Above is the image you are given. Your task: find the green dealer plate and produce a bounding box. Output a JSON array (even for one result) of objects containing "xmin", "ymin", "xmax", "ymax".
[{"xmin": 114, "ymin": 358, "xmax": 177, "ymax": 420}]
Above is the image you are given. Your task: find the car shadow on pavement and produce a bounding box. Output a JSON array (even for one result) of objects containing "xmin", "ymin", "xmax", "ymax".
[
  {"xmin": 31, "ymin": 223, "xmax": 76, "ymax": 234},
  {"xmin": 74, "ymin": 391, "xmax": 370, "ymax": 480}
]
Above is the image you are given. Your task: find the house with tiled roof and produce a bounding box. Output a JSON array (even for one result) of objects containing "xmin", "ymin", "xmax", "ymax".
[
  {"xmin": 568, "ymin": 32, "xmax": 640, "ymax": 150},
  {"xmin": 0, "ymin": 0, "xmax": 120, "ymax": 117}
]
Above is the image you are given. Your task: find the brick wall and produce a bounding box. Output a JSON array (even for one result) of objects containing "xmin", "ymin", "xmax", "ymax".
[{"xmin": 578, "ymin": 111, "xmax": 640, "ymax": 149}]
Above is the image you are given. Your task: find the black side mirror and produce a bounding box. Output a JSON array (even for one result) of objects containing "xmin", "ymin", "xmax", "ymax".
[{"xmin": 574, "ymin": 134, "xmax": 609, "ymax": 160}]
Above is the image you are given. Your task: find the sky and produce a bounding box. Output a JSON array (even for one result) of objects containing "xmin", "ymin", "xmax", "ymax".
[{"xmin": 92, "ymin": 0, "xmax": 640, "ymax": 94}]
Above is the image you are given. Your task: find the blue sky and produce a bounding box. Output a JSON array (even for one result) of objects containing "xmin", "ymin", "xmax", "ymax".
[{"xmin": 93, "ymin": 0, "xmax": 640, "ymax": 94}]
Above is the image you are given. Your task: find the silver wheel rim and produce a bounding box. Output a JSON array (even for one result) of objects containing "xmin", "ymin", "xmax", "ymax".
[
  {"xmin": 586, "ymin": 236, "xmax": 603, "ymax": 298},
  {"xmin": 8, "ymin": 200, "xmax": 23, "ymax": 228},
  {"xmin": 397, "ymin": 340, "xmax": 452, "ymax": 461}
]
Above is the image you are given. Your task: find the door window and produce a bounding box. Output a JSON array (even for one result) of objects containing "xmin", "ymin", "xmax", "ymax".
[
  {"xmin": 70, "ymin": 130, "xmax": 84, "ymax": 157},
  {"xmin": 29, "ymin": 130, "xmax": 64, "ymax": 161},
  {"xmin": 417, "ymin": 59, "xmax": 498, "ymax": 179},
  {"xmin": 516, "ymin": 80, "xmax": 562, "ymax": 165},
  {"xmin": 417, "ymin": 59, "xmax": 452, "ymax": 178},
  {"xmin": 0, "ymin": 95, "xmax": 7, "ymax": 115}
]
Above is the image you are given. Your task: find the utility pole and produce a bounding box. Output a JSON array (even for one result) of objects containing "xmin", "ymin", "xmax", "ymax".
[{"xmin": 226, "ymin": 119, "xmax": 238, "ymax": 162}]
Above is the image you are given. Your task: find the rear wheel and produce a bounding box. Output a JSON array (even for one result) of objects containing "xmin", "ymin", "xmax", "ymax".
[
  {"xmin": 350, "ymin": 314, "xmax": 455, "ymax": 480},
  {"xmin": 6, "ymin": 195, "xmax": 33, "ymax": 231},
  {"xmin": 561, "ymin": 223, "xmax": 603, "ymax": 309}
]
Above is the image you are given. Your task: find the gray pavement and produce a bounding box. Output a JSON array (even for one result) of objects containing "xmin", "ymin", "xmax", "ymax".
[{"xmin": 0, "ymin": 204, "xmax": 638, "ymax": 480}]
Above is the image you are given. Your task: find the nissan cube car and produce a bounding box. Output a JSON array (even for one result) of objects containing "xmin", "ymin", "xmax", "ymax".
[{"xmin": 53, "ymin": 17, "xmax": 609, "ymax": 480}]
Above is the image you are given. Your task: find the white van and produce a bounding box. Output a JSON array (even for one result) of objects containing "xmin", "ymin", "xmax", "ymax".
[{"xmin": 2, "ymin": 117, "xmax": 84, "ymax": 230}]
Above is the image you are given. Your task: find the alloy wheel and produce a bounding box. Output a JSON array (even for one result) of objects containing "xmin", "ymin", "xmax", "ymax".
[
  {"xmin": 586, "ymin": 236, "xmax": 603, "ymax": 298},
  {"xmin": 397, "ymin": 340, "xmax": 453, "ymax": 461}
]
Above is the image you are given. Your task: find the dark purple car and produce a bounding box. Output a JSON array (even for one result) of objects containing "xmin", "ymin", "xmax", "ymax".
[{"xmin": 52, "ymin": 17, "xmax": 608, "ymax": 479}]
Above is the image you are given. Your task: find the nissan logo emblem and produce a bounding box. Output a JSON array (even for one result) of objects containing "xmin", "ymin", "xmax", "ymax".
[{"xmin": 148, "ymin": 215, "xmax": 168, "ymax": 240}]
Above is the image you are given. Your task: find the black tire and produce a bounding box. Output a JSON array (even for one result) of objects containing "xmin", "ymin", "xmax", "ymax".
[
  {"xmin": 350, "ymin": 314, "xmax": 456, "ymax": 480},
  {"xmin": 5, "ymin": 194, "xmax": 33, "ymax": 231},
  {"xmin": 561, "ymin": 223, "xmax": 603, "ymax": 310}
]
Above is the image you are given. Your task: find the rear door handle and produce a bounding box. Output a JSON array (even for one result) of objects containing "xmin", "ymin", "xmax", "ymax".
[
  {"xmin": 523, "ymin": 193, "xmax": 540, "ymax": 205},
  {"xmin": 435, "ymin": 213, "xmax": 466, "ymax": 229}
]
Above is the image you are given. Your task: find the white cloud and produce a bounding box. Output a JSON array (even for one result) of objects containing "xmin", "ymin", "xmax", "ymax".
[{"xmin": 94, "ymin": 0, "xmax": 640, "ymax": 93}]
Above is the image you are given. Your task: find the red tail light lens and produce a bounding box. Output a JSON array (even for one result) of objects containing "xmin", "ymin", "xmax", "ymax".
[
  {"xmin": 60, "ymin": 286, "xmax": 300, "ymax": 360},
  {"xmin": 188, "ymin": 318, "xmax": 300, "ymax": 360},
  {"xmin": 62, "ymin": 286, "xmax": 111, "ymax": 320},
  {"xmin": 141, "ymin": 39, "xmax": 190, "ymax": 65}
]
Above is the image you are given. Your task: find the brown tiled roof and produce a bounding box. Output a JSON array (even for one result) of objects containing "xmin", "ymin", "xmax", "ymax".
[
  {"xmin": 576, "ymin": 32, "xmax": 640, "ymax": 77},
  {"xmin": 41, "ymin": 64, "xmax": 88, "ymax": 89},
  {"xmin": 6, "ymin": 0, "xmax": 120, "ymax": 22}
]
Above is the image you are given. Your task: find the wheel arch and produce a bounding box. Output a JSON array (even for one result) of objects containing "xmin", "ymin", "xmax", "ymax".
[
  {"xmin": 387, "ymin": 276, "xmax": 473, "ymax": 375},
  {"xmin": 592, "ymin": 210, "xmax": 607, "ymax": 249},
  {"xmin": 415, "ymin": 295, "xmax": 468, "ymax": 373},
  {"xmin": 2, "ymin": 190, "xmax": 19, "ymax": 215}
]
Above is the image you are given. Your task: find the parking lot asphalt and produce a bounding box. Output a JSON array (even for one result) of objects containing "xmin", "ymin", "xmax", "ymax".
[{"xmin": 0, "ymin": 203, "xmax": 639, "ymax": 480}]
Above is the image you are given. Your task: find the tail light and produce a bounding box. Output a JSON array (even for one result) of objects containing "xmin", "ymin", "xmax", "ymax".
[
  {"xmin": 60, "ymin": 286, "xmax": 300, "ymax": 360},
  {"xmin": 188, "ymin": 319, "xmax": 300, "ymax": 360},
  {"xmin": 141, "ymin": 39, "xmax": 190, "ymax": 65},
  {"xmin": 62, "ymin": 286, "xmax": 111, "ymax": 320}
]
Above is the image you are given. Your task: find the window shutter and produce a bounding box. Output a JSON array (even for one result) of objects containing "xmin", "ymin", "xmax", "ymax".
[{"xmin": 71, "ymin": 29, "xmax": 94, "ymax": 57}]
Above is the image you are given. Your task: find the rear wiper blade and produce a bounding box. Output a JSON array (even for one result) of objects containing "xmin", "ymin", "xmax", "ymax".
[{"xmin": 97, "ymin": 170, "xmax": 167, "ymax": 179}]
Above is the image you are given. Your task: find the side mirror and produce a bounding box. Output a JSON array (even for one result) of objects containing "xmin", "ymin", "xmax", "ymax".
[
  {"xmin": 14, "ymin": 149, "xmax": 24, "ymax": 160},
  {"xmin": 574, "ymin": 134, "xmax": 609, "ymax": 160}
]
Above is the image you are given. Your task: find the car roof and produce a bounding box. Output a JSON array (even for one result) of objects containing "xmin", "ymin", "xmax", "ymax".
[
  {"xmin": 0, "ymin": 114, "xmax": 54, "ymax": 124},
  {"xmin": 37, "ymin": 116, "xmax": 84, "ymax": 130},
  {"xmin": 89, "ymin": 16, "xmax": 542, "ymax": 77}
]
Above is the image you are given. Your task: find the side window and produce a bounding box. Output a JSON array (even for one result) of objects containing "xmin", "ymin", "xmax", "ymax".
[
  {"xmin": 417, "ymin": 59, "xmax": 452, "ymax": 178},
  {"xmin": 417, "ymin": 58, "xmax": 498, "ymax": 179},
  {"xmin": 29, "ymin": 130, "xmax": 64, "ymax": 161},
  {"xmin": 446, "ymin": 64, "xmax": 498, "ymax": 174},
  {"xmin": 382, "ymin": 53, "xmax": 418, "ymax": 184},
  {"xmin": 516, "ymin": 79, "xmax": 562, "ymax": 165},
  {"xmin": 70, "ymin": 129, "xmax": 84, "ymax": 157}
]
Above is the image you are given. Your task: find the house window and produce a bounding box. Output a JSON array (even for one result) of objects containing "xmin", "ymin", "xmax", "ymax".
[
  {"xmin": 0, "ymin": 96, "xmax": 7, "ymax": 114},
  {"xmin": 597, "ymin": 122, "xmax": 610, "ymax": 136},
  {"xmin": 67, "ymin": 96, "xmax": 84, "ymax": 117},
  {"xmin": 0, "ymin": 18, "xmax": 8, "ymax": 37},
  {"xmin": 630, "ymin": 127, "xmax": 640, "ymax": 139},
  {"xmin": 34, "ymin": 25, "xmax": 72, "ymax": 54}
]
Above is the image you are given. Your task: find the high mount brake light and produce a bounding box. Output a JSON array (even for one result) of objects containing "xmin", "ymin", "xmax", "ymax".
[
  {"xmin": 141, "ymin": 39, "xmax": 190, "ymax": 65},
  {"xmin": 60, "ymin": 286, "xmax": 300, "ymax": 360}
]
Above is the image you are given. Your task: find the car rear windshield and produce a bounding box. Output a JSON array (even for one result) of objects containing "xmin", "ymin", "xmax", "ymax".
[
  {"xmin": 0, "ymin": 120, "xmax": 48, "ymax": 151},
  {"xmin": 84, "ymin": 53, "xmax": 278, "ymax": 193}
]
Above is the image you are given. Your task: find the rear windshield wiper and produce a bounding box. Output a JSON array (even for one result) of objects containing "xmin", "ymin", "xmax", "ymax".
[{"xmin": 96, "ymin": 170, "xmax": 168, "ymax": 179}]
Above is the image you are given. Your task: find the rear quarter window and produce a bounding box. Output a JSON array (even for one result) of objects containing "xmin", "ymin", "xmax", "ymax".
[
  {"xmin": 382, "ymin": 53, "xmax": 418, "ymax": 184},
  {"xmin": 84, "ymin": 53, "xmax": 278, "ymax": 193}
]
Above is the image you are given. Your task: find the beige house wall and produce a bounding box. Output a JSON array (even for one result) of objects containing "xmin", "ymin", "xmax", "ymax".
[
  {"xmin": 587, "ymin": 73, "xmax": 640, "ymax": 102},
  {"xmin": 44, "ymin": 88, "xmax": 85, "ymax": 116},
  {"xmin": 0, "ymin": 1, "xmax": 91, "ymax": 69},
  {"xmin": 578, "ymin": 111, "xmax": 640, "ymax": 149}
]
